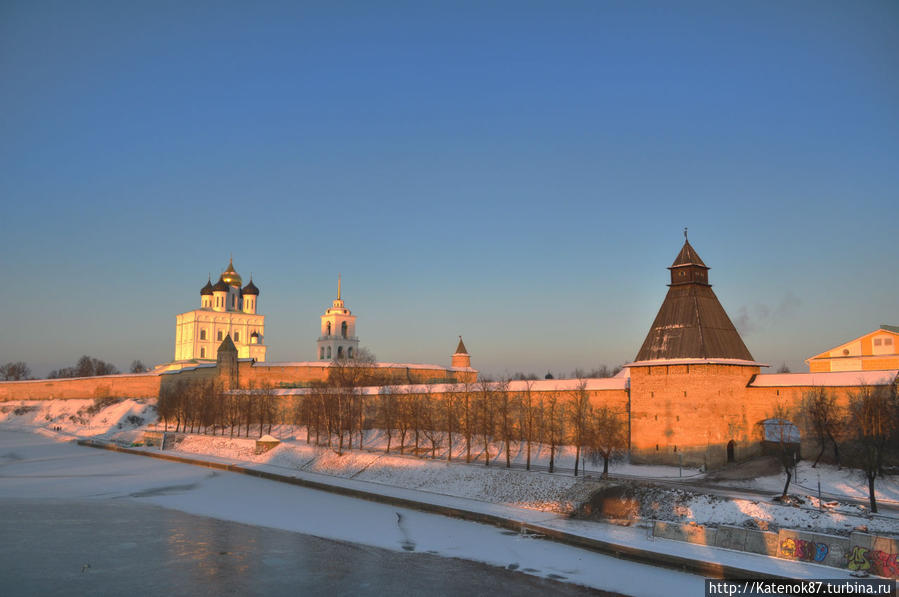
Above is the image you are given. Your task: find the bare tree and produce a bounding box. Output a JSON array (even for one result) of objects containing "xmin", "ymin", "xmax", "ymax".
[
  {"xmin": 443, "ymin": 384, "xmax": 459, "ymax": 462},
  {"xmin": 495, "ymin": 379, "xmax": 516, "ymax": 468},
  {"xmin": 849, "ymin": 384, "xmax": 897, "ymax": 513},
  {"xmin": 130, "ymin": 360, "xmax": 147, "ymax": 374},
  {"xmin": 568, "ymin": 380, "xmax": 591, "ymax": 476},
  {"xmin": 460, "ymin": 381, "xmax": 475, "ymax": 463},
  {"xmin": 378, "ymin": 386, "xmax": 398, "ymax": 453},
  {"xmin": 586, "ymin": 406, "xmax": 627, "ymax": 478},
  {"xmin": 1, "ymin": 361, "xmax": 31, "ymax": 380},
  {"xmin": 519, "ymin": 380, "xmax": 536, "ymax": 470},
  {"xmin": 545, "ymin": 391, "xmax": 563, "ymax": 473},
  {"xmin": 476, "ymin": 379, "xmax": 495, "ymax": 466},
  {"xmin": 800, "ymin": 387, "xmax": 844, "ymax": 468},
  {"xmin": 765, "ymin": 403, "xmax": 800, "ymax": 500}
]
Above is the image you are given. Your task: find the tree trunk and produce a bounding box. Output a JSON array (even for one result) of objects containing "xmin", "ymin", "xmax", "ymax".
[
  {"xmin": 868, "ymin": 473, "xmax": 878, "ymax": 513},
  {"xmin": 781, "ymin": 467, "xmax": 792, "ymax": 499},
  {"xmin": 602, "ymin": 454, "xmax": 610, "ymax": 479},
  {"xmin": 812, "ymin": 444, "xmax": 824, "ymax": 468},
  {"xmin": 574, "ymin": 446, "xmax": 580, "ymax": 477},
  {"xmin": 526, "ymin": 438, "xmax": 531, "ymax": 471}
]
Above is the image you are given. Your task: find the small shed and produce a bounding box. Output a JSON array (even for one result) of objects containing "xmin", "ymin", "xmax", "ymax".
[{"xmin": 255, "ymin": 434, "xmax": 280, "ymax": 455}]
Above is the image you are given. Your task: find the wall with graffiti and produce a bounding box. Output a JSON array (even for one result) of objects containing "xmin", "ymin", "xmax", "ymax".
[
  {"xmin": 777, "ymin": 529, "xmax": 848, "ymax": 569},
  {"xmin": 847, "ymin": 533, "xmax": 899, "ymax": 579}
]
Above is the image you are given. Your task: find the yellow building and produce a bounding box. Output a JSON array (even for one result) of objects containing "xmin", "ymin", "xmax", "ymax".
[
  {"xmin": 172, "ymin": 258, "xmax": 266, "ymax": 366},
  {"xmin": 806, "ymin": 325, "xmax": 899, "ymax": 372}
]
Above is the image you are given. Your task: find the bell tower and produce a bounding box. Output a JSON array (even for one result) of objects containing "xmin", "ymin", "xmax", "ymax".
[{"xmin": 317, "ymin": 276, "xmax": 360, "ymax": 361}]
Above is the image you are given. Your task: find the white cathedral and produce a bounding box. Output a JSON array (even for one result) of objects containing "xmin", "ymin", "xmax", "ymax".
[{"xmin": 173, "ymin": 258, "xmax": 267, "ymax": 364}]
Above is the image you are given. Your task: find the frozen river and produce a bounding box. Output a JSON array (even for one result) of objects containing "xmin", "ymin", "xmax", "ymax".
[
  {"xmin": 0, "ymin": 430, "xmax": 702, "ymax": 596},
  {"xmin": 0, "ymin": 498, "xmax": 608, "ymax": 596}
]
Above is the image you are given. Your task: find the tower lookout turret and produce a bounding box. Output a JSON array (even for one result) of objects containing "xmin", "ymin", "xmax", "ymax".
[{"xmin": 452, "ymin": 336, "xmax": 471, "ymax": 369}]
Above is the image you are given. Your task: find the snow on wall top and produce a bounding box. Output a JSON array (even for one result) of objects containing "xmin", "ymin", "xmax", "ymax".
[
  {"xmin": 750, "ymin": 370, "xmax": 898, "ymax": 388},
  {"xmin": 626, "ymin": 358, "xmax": 766, "ymax": 368},
  {"xmin": 253, "ymin": 361, "xmax": 475, "ymax": 372},
  {"xmin": 238, "ymin": 376, "xmax": 628, "ymax": 397}
]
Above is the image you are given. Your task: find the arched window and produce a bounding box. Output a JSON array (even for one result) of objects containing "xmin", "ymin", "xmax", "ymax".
[
  {"xmin": 200, "ymin": 329, "xmax": 207, "ymax": 340},
  {"xmin": 200, "ymin": 347, "xmax": 206, "ymax": 358},
  {"xmin": 348, "ymin": 347, "xmax": 354, "ymax": 359},
  {"xmin": 217, "ymin": 330, "xmax": 223, "ymax": 341},
  {"xmin": 337, "ymin": 346, "xmax": 344, "ymax": 358},
  {"xmin": 326, "ymin": 322, "xmax": 332, "ymax": 336},
  {"xmin": 327, "ymin": 346, "xmax": 331, "ymax": 358},
  {"xmin": 234, "ymin": 331, "xmax": 240, "ymax": 343},
  {"xmin": 320, "ymin": 347, "xmax": 325, "ymax": 359},
  {"xmin": 341, "ymin": 322, "xmax": 348, "ymax": 338}
]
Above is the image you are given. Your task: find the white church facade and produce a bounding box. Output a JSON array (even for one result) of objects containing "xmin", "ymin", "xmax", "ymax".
[{"xmin": 172, "ymin": 258, "xmax": 267, "ymax": 365}]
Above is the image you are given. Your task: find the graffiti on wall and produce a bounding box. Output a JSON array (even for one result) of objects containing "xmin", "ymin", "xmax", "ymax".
[
  {"xmin": 779, "ymin": 537, "xmax": 829, "ymax": 563},
  {"xmin": 847, "ymin": 546, "xmax": 899, "ymax": 579}
]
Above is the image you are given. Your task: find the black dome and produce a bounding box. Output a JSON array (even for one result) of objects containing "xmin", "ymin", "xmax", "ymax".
[{"xmin": 242, "ymin": 279, "xmax": 259, "ymax": 296}]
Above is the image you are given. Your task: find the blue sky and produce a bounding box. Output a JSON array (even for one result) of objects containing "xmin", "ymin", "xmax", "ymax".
[{"xmin": 2, "ymin": 1, "xmax": 897, "ymax": 377}]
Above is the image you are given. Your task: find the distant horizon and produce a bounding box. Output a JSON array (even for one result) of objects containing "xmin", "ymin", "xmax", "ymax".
[{"xmin": 2, "ymin": 2, "xmax": 896, "ymax": 378}]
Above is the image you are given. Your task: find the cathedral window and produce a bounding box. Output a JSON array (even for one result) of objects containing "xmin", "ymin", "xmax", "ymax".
[
  {"xmin": 327, "ymin": 346, "xmax": 332, "ymax": 358},
  {"xmin": 217, "ymin": 330, "xmax": 223, "ymax": 341},
  {"xmin": 341, "ymin": 322, "xmax": 348, "ymax": 338},
  {"xmin": 200, "ymin": 329, "xmax": 207, "ymax": 340},
  {"xmin": 337, "ymin": 346, "xmax": 344, "ymax": 358},
  {"xmin": 320, "ymin": 347, "xmax": 325, "ymax": 359},
  {"xmin": 326, "ymin": 322, "xmax": 332, "ymax": 336},
  {"xmin": 348, "ymin": 347, "xmax": 354, "ymax": 359},
  {"xmin": 200, "ymin": 347, "xmax": 206, "ymax": 358},
  {"xmin": 234, "ymin": 331, "xmax": 240, "ymax": 342}
]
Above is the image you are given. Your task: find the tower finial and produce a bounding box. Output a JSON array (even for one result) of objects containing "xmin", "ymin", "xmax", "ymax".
[
  {"xmin": 337, "ymin": 274, "xmax": 341, "ymax": 300},
  {"xmin": 684, "ymin": 227, "xmax": 688, "ymax": 241}
]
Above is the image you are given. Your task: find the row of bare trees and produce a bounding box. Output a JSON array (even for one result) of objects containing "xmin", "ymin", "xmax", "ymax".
[
  {"xmin": 774, "ymin": 383, "xmax": 899, "ymax": 512},
  {"xmin": 291, "ymin": 378, "xmax": 628, "ymax": 476},
  {"xmin": 157, "ymin": 379, "xmax": 279, "ymax": 438}
]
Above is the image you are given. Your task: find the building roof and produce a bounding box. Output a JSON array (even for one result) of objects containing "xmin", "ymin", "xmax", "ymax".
[
  {"xmin": 635, "ymin": 239, "xmax": 754, "ymax": 362},
  {"xmin": 807, "ymin": 326, "xmax": 899, "ymax": 363},
  {"xmin": 212, "ymin": 276, "xmax": 230, "ymax": 292},
  {"xmin": 200, "ymin": 278, "xmax": 214, "ymax": 296},
  {"xmin": 670, "ymin": 239, "xmax": 707, "ymax": 268},
  {"xmin": 221, "ymin": 257, "xmax": 242, "ymax": 287},
  {"xmin": 242, "ymin": 279, "xmax": 259, "ymax": 296},
  {"xmin": 750, "ymin": 370, "xmax": 898, "ymax": 388},
  {"xmin": 455, "ymin": 336, "xmax": 468, "ymax": 355},
  {"xmin": 217, "ymin": 334, "xmax": 237, "ymax": 354}
]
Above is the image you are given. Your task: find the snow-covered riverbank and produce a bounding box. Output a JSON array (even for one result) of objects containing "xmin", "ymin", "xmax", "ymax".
[{"xmin": 3, "ymin": 397, "xmax": 898, "ymax": 538}]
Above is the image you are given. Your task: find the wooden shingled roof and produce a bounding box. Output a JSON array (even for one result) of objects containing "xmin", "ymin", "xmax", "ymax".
[{"xmin": 635, "ymin": 240, "xmax": 753, "ymax": 362}]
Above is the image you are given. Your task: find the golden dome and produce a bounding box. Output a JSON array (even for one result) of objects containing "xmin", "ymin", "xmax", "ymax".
[{"xmin": 221, "ymin": 258, "xmax": 242, "ymax": 287}]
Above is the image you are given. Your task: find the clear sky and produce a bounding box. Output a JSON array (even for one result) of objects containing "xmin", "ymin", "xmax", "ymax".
[{"xmin": 2, "ymin": 1, "xmax": 897, "ymax": 378}]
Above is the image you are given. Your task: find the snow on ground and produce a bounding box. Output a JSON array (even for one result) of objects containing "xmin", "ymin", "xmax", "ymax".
[
  {"xmin": 0, "ymin": 429, "xmax": 705, "ymax": 597},
  {"xmin": 632, "ymin": 486, "xmax": 899, "ymax": 537},
  {"xmin": 0, "ymin": 397, "xmax": 154, "ymax": 440},
  {"xmin": 3, "ymin": 398, "xmax": 898, "ymax": 537},
  {"xmin": 726, "ymin": 460, "xmax": 899, "ymax": 506}
]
